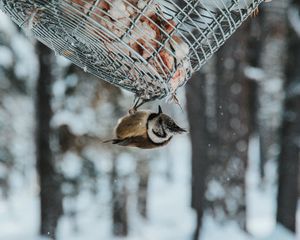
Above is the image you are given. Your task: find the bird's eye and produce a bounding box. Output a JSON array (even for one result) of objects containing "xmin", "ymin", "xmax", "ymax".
[{"xmin": 158, "ymin": 118, "xmax": 163, "ymax": 125}]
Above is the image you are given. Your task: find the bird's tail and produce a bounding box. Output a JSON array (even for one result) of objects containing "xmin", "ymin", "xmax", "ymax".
[{"xmin": 102, "ymin": 139, "xmax": 121, "ymax": 144}]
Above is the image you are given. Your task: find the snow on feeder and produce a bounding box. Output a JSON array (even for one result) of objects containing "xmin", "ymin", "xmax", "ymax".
[{"xmin": 0, "ymin": 0, "xmax": 269, "ymax": 101}]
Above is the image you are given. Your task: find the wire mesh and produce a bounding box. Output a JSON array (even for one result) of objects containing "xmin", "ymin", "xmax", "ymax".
[{"xmin": 0, "ymin": 0, "xmax": 265, "ymax": 100}]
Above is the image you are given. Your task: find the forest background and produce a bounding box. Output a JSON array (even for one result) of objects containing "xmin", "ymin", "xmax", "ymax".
[{"xmin": 0, "ymin": 0, "xmax": 299, "ymax": 239}]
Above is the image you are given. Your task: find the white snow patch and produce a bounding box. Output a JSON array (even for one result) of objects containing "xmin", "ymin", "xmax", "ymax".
[
  {"xmin": 11, "ymin": 34, "xmax": 38, "ymax": 84},
  {"xmin": 288, "ymin": 6, "xmax": 300, "ymax": 38},
  {"xmin": 201, "ymin": 216, "xmax": 252, "ymax": 240},
  {"xmin": 246, "ymin": 135, "xmax": 276, "ymax": 237},
  {"xmin": 60, "ymin": 152, "xmax": 83, "ymax": 178},
  {"xmin": 261, "ymin": 225, "xmax": 295, "ymax": 240},
  {"xmin": 0, "ymin": 46, "xmax": 13, "ymax": 68},
  {"xmin": 244, "ymin": 66, "xmax": 265, "ymax": 81},
  {"xmin": 0, "ymin": 11, "xmax": 17, "ymax": 37}
]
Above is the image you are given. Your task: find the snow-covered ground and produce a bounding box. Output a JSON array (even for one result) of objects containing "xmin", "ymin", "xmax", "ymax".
[{"xmin": 0, "ymin": 134, "xmax": 297, "ymax": 240}]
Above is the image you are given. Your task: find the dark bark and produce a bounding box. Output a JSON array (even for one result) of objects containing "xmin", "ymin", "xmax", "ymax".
[
  {"xmin": 111, "ymin": 156, "xmax": 128, "ymax": 237},
  {"xmin": 245, "ymin": 15, "xmax": 264, "ymax": 177},
  {"xmin": 258, "ymin": 0, "xmax": 288, "ymax": 180},
  {"xmin": 247, "ymin": 81, "xmax": 259, "ymax": 135},
  {"xmin": 277, "ymin": 100, "xmax": 300, "ymax": 232},
  {"xmin": 36, "ymin": 42, "xmax": 63, "ymax": 239},
  {"xmin": 186, "ymin": 71, "xmax": 208, "ymax": 239},
  {"xmin": 186, "ymin": 21, "xmax": 251, "ymax": 234},
  {"xmin": 0, "ymin": 148, "xmax": 13, "ymax": 199},
  {"xmin": 210, "ymin": 21, "xmax": 251, "ymax": 229},
  {"xmin": 137, "ymin": 159, "xmax": 150, "ymax": 218},
  {"xmin": 193, "ymin": 212, "xmax": 203, "ymax": 240},
  {"xmin": 277, "ymin": 1, "xmax": 300, "ymax": 230}
]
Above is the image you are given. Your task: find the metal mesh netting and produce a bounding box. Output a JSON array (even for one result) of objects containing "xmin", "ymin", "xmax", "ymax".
[{"xmin": 0, "ymin": 0, "xmax": 264, "ymax": 100}]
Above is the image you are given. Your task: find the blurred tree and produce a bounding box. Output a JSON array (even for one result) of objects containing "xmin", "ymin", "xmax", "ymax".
[
  {"xmin": 111, "ymin": 90, "xmax": 130, "ymax": 237},
  {"xmin": 51, "ymin": 60, "xmax": 133, "ymax": 237},
  {"xmin": 245, "ymin": 12, "xmax": 264, "ymax": 134},
  {"xmin": 186, "ymin": 72, "xmax": 208, "ymax": 240},
  {"xmin": 0, "ymin": 13, "xmax": 37, "ymax": 201},
  {"xmin": 186, "ymin": 20, "xmax": 252, "ymax": 238},
  {"xmin": 207, "ymin": 21, "xmax": 251, "ymax": 230},
  {"xmin": 137, "ymin": 158, "xmax": 150, "ymax": 218},
  {"xmin": 257, "ymin": 0, "xmax": 288, "ymax": 180},
  {"xmin": 36, "ymin": 42, "xmax": 63, "ymax": 239},
  {"xmin": 276, "ymin": 0, "xmax": 299, "ymax": 232},
  {"xmin": 111, "ymin": 153, "xmax": 129, "ymax": 236},
  {"xmin": 186, "ymin": 70, "xmax": 209, "ymax": 240},
  {"xmin": 0, "ymin": 148, "xmax": 13, "ymax": 199}
]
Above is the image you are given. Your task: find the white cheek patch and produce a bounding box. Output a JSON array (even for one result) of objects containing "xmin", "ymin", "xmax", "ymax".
[
  {"xmin": 148, "ymin": 129, "xmax": 168, "ymax": 144},
  {"xmin": 147, "ymin": 120, "xmax": 171, "ymax": 144}
]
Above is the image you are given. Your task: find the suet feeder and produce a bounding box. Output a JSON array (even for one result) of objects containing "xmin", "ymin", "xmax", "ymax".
[{"xmin": 0, "ymin": 0, "xmax": 266, "ymax": 100}]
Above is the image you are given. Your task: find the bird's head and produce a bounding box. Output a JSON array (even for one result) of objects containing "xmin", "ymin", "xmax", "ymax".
[{"xmin": 147, "ymin": 106, "xmax": 186, "ymax": 144}]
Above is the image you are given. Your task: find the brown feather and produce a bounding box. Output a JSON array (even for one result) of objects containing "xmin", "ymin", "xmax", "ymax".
[
  {"xmin": 114, "ymin": 135, "xmax": 172, "ymax": 149},
  {"xmin": 104, "ymin": 110, "xmax": 174, "ymax": 149},
  {"xmin": 115, "ymin": 111, "xmax": 150, "ymax": 139}
]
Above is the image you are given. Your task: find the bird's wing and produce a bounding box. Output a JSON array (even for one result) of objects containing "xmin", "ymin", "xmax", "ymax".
[
  {"xmin": 111, "ymin": 136, "xmax": 146, "ymax": 147},
  {"xmin": 111, "ymin": 135, "xmax": 170, "ymax": 149},
  {"xmin": 115, "ymin": 111, "xmax": 150, "ymax": 139}
]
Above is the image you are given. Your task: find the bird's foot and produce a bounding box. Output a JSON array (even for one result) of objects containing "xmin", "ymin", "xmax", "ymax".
[
  {"xmin": 251, "ymin": 7, "xmax": 259, "ymax": 17},
  {"xmin": 170, "ymin": 94, "xmax": 183, "ymax": 112},
  {"xmin": 129, "ymin": 97, "xmax": 148, "ymax": 115},
  {"xmin": 128, "ymin": 107, "xmax": 137, "ymax": 115}
]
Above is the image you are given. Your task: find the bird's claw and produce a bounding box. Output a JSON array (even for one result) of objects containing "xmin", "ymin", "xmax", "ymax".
[
  {"xmin": 129, "ymin": 97, "xmax": 148, "ymax": 115},
  {"xmin": 128, "ymin": 107, "xmax": 137, "ymax": 115},
  {"xmin": 170, "ymin": 93, "xmax": 183, "ymax": 112},
  {"xmin": 251, "ymin": 7, "xmax": 259, "ymax": 18}
]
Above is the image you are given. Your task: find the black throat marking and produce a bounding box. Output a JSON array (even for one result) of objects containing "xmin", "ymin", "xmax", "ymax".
[{"xmin": 146, "ymin": 114, "xmax": 172, "ymax": 145}]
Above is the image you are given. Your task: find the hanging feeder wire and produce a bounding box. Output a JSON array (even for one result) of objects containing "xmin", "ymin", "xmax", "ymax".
[{"xmin": 0, "ymin": 0, "xmax": 266, "ymax": 101}]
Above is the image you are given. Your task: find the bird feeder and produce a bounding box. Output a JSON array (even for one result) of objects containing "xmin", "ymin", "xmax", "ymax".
[{"xmin": 0, "ymin": 0, "xmax": 266, "ymax": 101}]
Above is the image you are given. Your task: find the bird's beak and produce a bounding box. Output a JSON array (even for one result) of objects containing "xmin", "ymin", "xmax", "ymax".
[
  {"xmin": 172, "ymin": 124, "xmax": 187, "ymax": 134},
  {"xmin": 158, "ymin": 105, "xmax": 163, "ymax": 114}
]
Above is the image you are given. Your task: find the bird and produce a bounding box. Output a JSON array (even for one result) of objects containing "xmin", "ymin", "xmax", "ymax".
[{"xmin": 104, "ymin": 105, "xmax": 186, "ymax": 149}]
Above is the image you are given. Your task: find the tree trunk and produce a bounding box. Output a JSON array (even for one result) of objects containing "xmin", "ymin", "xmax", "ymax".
[
  {"xmin": 276, "ymin": 0, "xmax": 300, "ymax": 231},
  {"xmin": 277, "ymin": 96, "xmax": 300, "ymax": 232},
  {"xmin": 137, "ymin": 159, "xmax": 150, "ymax": 218},
  {"xmin": 208, "ymin": 21, "xmax": 251, "ymax": 229},
  {"xmin": 257, "ymin": 0, "xmax": 288, "ymax": 180},
  {"xmin": 186, "ymin": 70, "xmax": 209, "ymax": 240},
  {"xmin": 111, "ymin": 155, "xmax": 128, "ymax": 237},
  {"xmin": 36, "ymin": 42, "xmax": 63, "ymax": 239}
]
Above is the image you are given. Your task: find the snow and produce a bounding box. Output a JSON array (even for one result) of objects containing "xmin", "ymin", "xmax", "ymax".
[
  {"xmin": 0, "ymin": 5, "xmax": 298, "ymax": 240},
  {"xmin": 51, "ymin": 109, "xmax": 97, "ymax": 135},
  {"xmin": 244, "ymin": 66, "xmax": 265, "ymax": 82},
  {"xmin": 246, "ymin": 135, "xmax": 276, "ymax": 237},
  {"xmin": 59, "ymin": 152, "xmax": 83, "ymax": 178},
  {"xmin": 11, "ymin": 34, "xmax": 38, "ymax": 84},
  {"xmin": 206, "ymin": 179, "xmax": 226, "ymax": 200},
  {"xmin": 116, "ymin": 153, "xmax": 136, "ymax": 176},
  {"xmin": 0, "ymin": 11, "xmax": 38, "ymax": 96},
  {"xmin": 262, "ymin": 225, "xmax": 296, "ymax": 240},
  {"xmin": 0, "ymin": 131, "xmax": 297, "ymax": 240},
  {"xmin": 288, "ymin": 6, "xmax": 300, "ymax": 38},
  {"xmin": 0, "ymin": 46, "xmax": 13, "ymax": 68},
  {"xmin": 0, "ymin": 190, "xmax": 40, "ymax": 240},
  {"xmin": 0, "ymin": 77, "xmax": 296, "ymax": 240},
  {"xmin": 201, "ymin": 217, "xmax": 252, "ymax": 240},
  {"xmin": 0, "ymin": 11, "xmax": 17, "ymax": 37}
]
